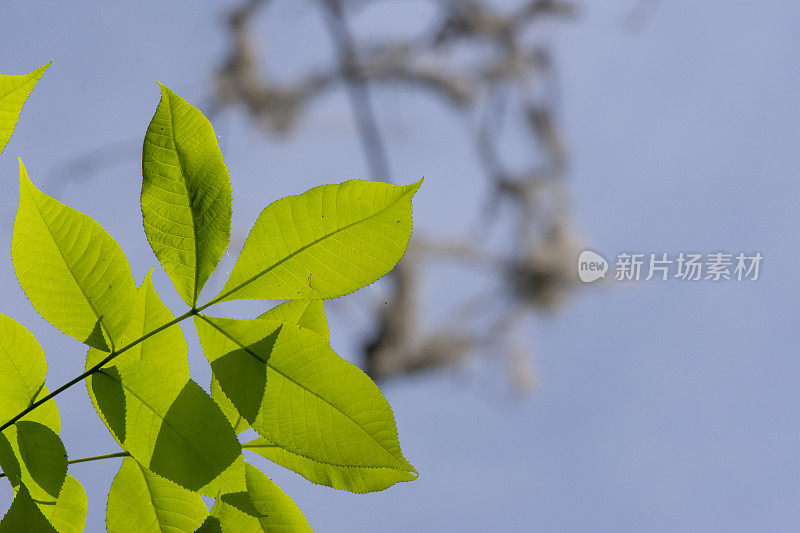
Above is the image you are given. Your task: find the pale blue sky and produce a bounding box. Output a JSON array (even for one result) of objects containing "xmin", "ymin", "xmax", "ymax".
[{"xmin": 1, "ymin": 1, "xmax": 799, "ymax": 531}]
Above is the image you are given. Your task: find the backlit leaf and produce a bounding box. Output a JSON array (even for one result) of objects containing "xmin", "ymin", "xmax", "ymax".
[
  {"xmin": 106, "ymin": 456, "xmax": 208, "ymax": 533},
  {"xmin": 0, "ymin": 485, "xmax": 56, "ymax": 533},
  {"xmin": 86, "ymin": 272, "xmax": 188, "ymax": 443},
  {"xmin": 40, "ymin": 475, "xmax": 87, "ymax": 533},
  {"xmin": 210, "ymin": 379, "xmax": 249, "ymax": 436},
  {"xmin": 212, "ymin": 179, "xmax": 421, "ymax": 303},
  {"xmin": 0, "ymin": 62, "xmax": 50, "ymax": 154},
  {"xmin": 0, "ymin": 421, "xmax": 67, "ymax": 503},
  {"xmin": 86, "ymin": 271, "xmax": 188, "ymax": 375},
  {"xmin": 208, "ymin": 300, "xmax": 329, "ymax": 435},
  {"xmin": 142, "ymin": 84, "xmax": 232, "ymax": 307},
  {"xmin": 195, "ymin": 315, "xmax": 417, "ymax": 493},
  {"xmin": 209, "ymin": 462, "xmax": 311, "ymax": 532},
  {"xmin": 243, "ymin": 434, "xmax": 414, "ymax": 494},
  {"xmin": 88, "ymin": 359, "xmax": 245, "ymax": 496},
  {"xmin": 0, "ymin": 315, "xmax": 46, "ymax": 426},
  {"xmin": 0, "ymin": 315, "xmax": 60, "ymax": 432},
  {"xmin": 259, "ymin": 300, "xmax": 329, "ymax": 341},
  {"xmin": 12, "ymin": 161, "xmax": 137, "ymax": 351}
]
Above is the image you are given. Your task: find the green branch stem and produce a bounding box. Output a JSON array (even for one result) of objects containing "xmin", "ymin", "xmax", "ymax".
[
  {"xmin": 0, "ymin": 308, "xmax": 198, "ymax": 433},
  {"xmin": 0, "ymin": 442, "xmax": 276, "ymax": 479},
  {"xmin": 0, "ymin": 451, "xmax": 130, "ymax": 479}
]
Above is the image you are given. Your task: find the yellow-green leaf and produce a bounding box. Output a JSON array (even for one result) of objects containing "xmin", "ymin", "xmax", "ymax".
[
  {"xmin": 40, "ymin": 475, "xmax": 87, "ymax": 533},
  {"xmin": 0, "ymin": 422, "xmax": 67, "ymax": 503},
  {"xmin": 89, "ymin": 359, "xmax": 245, "ymax": 496},
  {"xmin": 12, "ymin": 161, "xmax": 137, "ymax": 351},
  {"xmin": 208, "ymin": 300, "xmax": 329, "ymax": 436},
  {"xmin": 142, "ymin": 84, "xmax": 232, "ymax": 307},
  {"xmin": 212, "ymin": 179, "xmax": 421, "ymax": 303},
  {"xmin": 86, "ymin": 271, "xmax": 187, "ymax": 376},
  {"xmin": 0, "ymin": 62, "xmax": 50, "ymax": 154},
  {"xmin": 106, "ymin": 456, "xmax": 208, "ymax": 533},
  {"xmin": 209, "ymin": 462, "xmax": 311, "ymax": 532},
  {"xmin": 195, "ymin": 315, "xmax": 417, "ymax": 493}
]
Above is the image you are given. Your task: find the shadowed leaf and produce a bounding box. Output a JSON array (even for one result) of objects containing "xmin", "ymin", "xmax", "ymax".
[
  {"xmin": 106, "ymin": 457, "xmax": 207, "ymax": 533},
  {"xmin": 0, "ymin": 422, "xmax": 67, "ymax": 504},
  {"xmin": 0, "ymin": 485, "xmax": 56, "ymax": 533},
  {"xmin": 89, "ymin": 359, "xmax": 245, "ymax": 496},
  {"xmin": 209, "ymin": 463, "xmax": 311, "ymax": 532},
  {"xmin": 196, "ymin": 315, "xmax": 417, "ymax": 493},
  {"xmin": 39, "ymin": 475, "xmax": 87, "ymax": 533}
]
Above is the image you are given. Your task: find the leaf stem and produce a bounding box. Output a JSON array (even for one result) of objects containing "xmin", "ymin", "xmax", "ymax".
[
  {"xmin": 0, "ymin": 308, "xmax": 197, "ymax": 433},
  {"xmin": 0, "ymin": 451, "xmax": 129, "ymax": 479}
]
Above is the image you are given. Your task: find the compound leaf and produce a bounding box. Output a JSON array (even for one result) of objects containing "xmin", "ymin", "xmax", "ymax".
[
  {"xmin": 106, "ymin": 456, "xmax": 208, "ymax": 533},
  {"xmin": 0, "ymin": 62, "xmax": 50, "ymax": 154},
  {"xmin": 12, "ymin": 161, "xmax": 137, "ymax": 351},
  {"xmin": 88, "ymin": 360, "xmax": 245, "ymax": 496},
  {"xmin": 209, "ymin": 462, "xmax": 311, "ymax": 532},
  {"xmin": 213, "ymin": 179, "xmax": 421, "ymax": 303},
  {"xmin": 142, "ymin": 84, "xmax": 232, "ymax": 307},
  {"xmin": 195, "ymin": 315, "xmax": 417, "ymax": 493}
]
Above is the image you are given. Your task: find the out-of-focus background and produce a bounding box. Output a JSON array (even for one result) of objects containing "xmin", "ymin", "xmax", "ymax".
[{"xmin": 2, "ymin": 1, "xmax": 800, "ymax": 530}]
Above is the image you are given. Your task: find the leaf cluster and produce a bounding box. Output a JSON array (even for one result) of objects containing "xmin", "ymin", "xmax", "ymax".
[{"xmin": 0, "ymin": 64, "xmax": 420, "ymax": 531}]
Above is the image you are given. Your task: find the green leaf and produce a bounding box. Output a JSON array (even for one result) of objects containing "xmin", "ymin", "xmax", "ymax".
[
  {"xmin": 0, "ymin": 62, "xmax": 50, "ymax": 155},
  {"xmin": 0, "ymin": 485, "xmax": 57, "ymax": 533},
  {"xmin": 209, "ymin": 462, "xmax": 311, "ymax": 532},
  {"xmin": 106, "ymin": 456, "xmax": 208, "ymax": 533},
  {"xmin": 194, "ymin": 516, "xmax": 222, "ymax": 533},
  {"xmin": 212, "ymin": 179, "xmax": 421, "ymax": 303},
  {"xmin": 195, "ymin": 315, "xmax": 417, "ymax": 493},
  {"xmin": 259, "ymin": 300, "xmax": 329, "ymax": 341},
  {"xmin": 210, "ymin": 378, "xmax": 250, "ymax": 436},
  {"xmin": 0, "ymin": 421, "xmax": 68, "ymax": 503},
  {"xmin": 243, "ymin": 434, "xmax": 414, "ymax": 494},
  {"xmin": 208, "ymin": 300, "xmax": 329, "ymax": 436},
  {"xmin": 86, "ymin": 271, "xmax": 188, "ymax": 376},
  {"xmin": 86, "ymin": 272, "xmax": 188, "ymax": 442},
  {"xmin": 142, "ymin": 84, "xmax": 232, "ymax": 307},
  {"xmin": 88, "ymin": 359, "xmax": 245, "ymax": 496},
  {"xmin": 0, "ymin": 314, "xmax": 61, "ymax": 432},
  {"xmin": 0, "ymin": 315, "xmax": 46, "ymax": 425},
  {"xmin": 39, "ymin": 475, "xmax": 87, "ymax": 533},
  {"xmin": 11, "ymin": 160, "xmax": 137, "ymax": 351}
]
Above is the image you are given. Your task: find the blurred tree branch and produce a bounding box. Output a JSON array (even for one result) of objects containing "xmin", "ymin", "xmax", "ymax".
[
  {"xmin": 212, "ymin": 0, "xmax": 584, "ymax": 389},
  {"xmin": 51, "ymin": 0, "xmax": 588, "ymax": 391}
]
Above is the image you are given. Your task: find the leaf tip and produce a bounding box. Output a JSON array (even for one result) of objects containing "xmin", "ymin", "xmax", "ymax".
[
  {"xmin": 155, "ymin": 81, "xmax": 170, "ymax": 98},
  {"xmin": 17, "ymin": 157, "xmax": 31, "ymax": 185},
  {"xmin": 29, "ymin": 61, "xmax": 51, "ymax": 81},
  {"xmin": 141, "ymin": 268, "xmax": 155, "ymax": 286}
]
